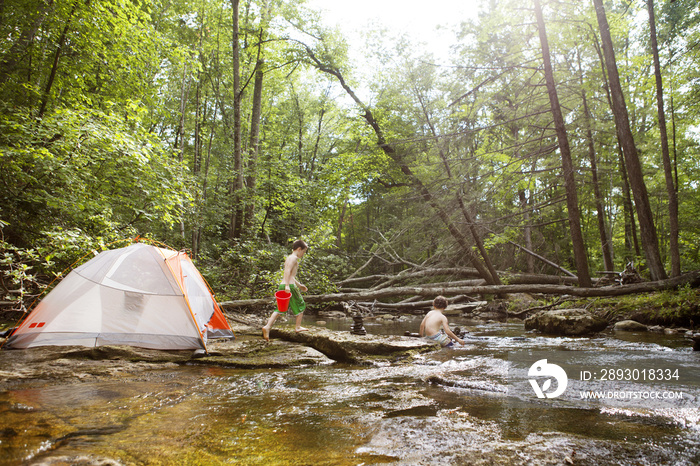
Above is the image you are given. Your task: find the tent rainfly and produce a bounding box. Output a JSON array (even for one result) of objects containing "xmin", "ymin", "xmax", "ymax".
[{"xmin": 5, "ymin": 243, "xmax": 234, "ymax": 351}]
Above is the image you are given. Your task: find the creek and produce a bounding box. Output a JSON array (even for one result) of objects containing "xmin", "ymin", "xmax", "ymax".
[{"xmin": 1, "ymin": 316, "xmax": 699, "ymax": 465}]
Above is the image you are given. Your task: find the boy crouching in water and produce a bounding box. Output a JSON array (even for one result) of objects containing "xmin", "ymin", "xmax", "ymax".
[
  {"xmin": 262, "ymin": 240, "xmax": 309, "ymax": 341},
  {"xmin": 420, "ymin": 296, "xmax": 465, "ymax": 347}
]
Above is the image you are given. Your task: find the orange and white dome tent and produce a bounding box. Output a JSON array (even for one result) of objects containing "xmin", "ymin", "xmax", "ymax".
[{"xmin": 5, "ymin": 242, "xmax": 234, "ymax": 351}]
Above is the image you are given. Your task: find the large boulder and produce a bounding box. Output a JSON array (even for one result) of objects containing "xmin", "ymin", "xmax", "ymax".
[
  {"xmin": 613, "ymin": 320, "xmax": 648, "ymax": 332},
  {"xmin": 524, "ymin": 308, "xmax": 608, "ymax": 336}
]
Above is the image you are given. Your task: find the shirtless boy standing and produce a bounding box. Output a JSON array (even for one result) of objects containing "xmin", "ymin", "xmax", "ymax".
[
  {"xmin": 262, "ymin": 240, "xmax": 309, "ymax": 341},
  {"xmin": 419, "ymin": 295, "xmax": 465, "ymax": 347}
]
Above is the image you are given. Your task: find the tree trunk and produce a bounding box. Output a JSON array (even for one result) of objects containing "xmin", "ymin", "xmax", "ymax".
[
  {"xmin": 245, "ymin": 58, "xmax": 263, "ymax": 233},
  {"xmin": 244, "ymin": 0, "xmax": 267, "ymax": 234},
  {"xmin": 592, "ymin": 0, "xmax": 667, "ymax": 281},
  {"xmin": 534, "ymin": 0, "xmax": 591, "ymax": 287},
  {"xmin": 519, "ymin": 190, "xmax": 535, "ymax": 273},
  {"xmin": 590, "ymin": 32, "xmax": 640, "ymax": 260},
  {"xmin": 228, "ymin": 0, "xmax": 244, "ymax": 239},
  {"xmin": 337, "ymin": 197, "xmax": 348, "ymax": 248},
  {"xmin": 194, "ymin": 76, "xmax": 202, "ymax": 175},
  {"xmin": 647, "ymin": 0, "xmax": 680, "ymax": 277},
  {"xmin": 176, "ymin": 63, "xmax": 191, "ymax": 240},
  {"xmin": 417, "ymin": 90, "xmax": 500, "ymax": 284},
  {"xmin": 580, "ymin": 86, "xmax": 614, "ymax": 271},
  {"xmin": 618, "ymin": 145, "xmax": 640, "ymax": 257},
  {"xmin": 0, "ymin": 0, "xmax": 53, "ymax": 85},
  {"xmin": 38, "ymin": 1, "xmax": 77, "ymax": 118},
  {"xmin": 175, "ymin": 62, "xmax": 190, "ymax": 163},
  {"xmin": 191, "ymin": 64, "xmax": 203, "ymax": 258}
]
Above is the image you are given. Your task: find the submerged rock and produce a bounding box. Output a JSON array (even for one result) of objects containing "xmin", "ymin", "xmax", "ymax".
[
  {"xmin": 317, "ymin": 310, "xmax": 347, "ymax": 319},
  {"xmin": 29, "ymin": 454, "xmax": 122, "ymax": 465},
  {"xmin": 524, "ymin": 309, "xmax": 608, "ymax": 336},
  {"xmin": 426, "ymin": 374, "xmax": 506, "ymax": 393},
  {"xmin": 692, "ymin": 333, "xmax": 700, "ymax": 351},
  {"xmin": 613, "ymin": 320, "xmax": 648, "ymax": 332}
]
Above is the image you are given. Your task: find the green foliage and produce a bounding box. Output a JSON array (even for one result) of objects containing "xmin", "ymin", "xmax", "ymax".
[
  {"xmin": 201, "ymin": 222, "xmax": 341, "ymax": 301},
  {"xmin": 0, "ymin": 104, "xmax": 192, "ymax": 269},
  {"xmin": 202, "ymin": 239, "xmax": 288, "ymax": 301},
  {"xmin": 587, "ymin": 286, "xmax": 700, "ymax": 326},
  {"xmin": 0, "ymin": 235, "xmax": 49, "ymax": 311}
]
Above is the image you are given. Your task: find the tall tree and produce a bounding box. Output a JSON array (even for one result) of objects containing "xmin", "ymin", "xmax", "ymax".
[
  {"xmin": 581, "ymin": 87, "xmax": 614, "ymax": 271},
  {"xmin": 647, "ymin": 0, "xmax": 680, "ymax": 277},
  {"xmin": 589, "ymin": 31, "xmax": 641, "ymax": 260},
  {"xmin": 575, "ymin": 47, "xmax": 614, "ymax": 272},
  {"xmin": 534, "ymin": 0, "xmax": 591, "ymax": 287},
  {"xmin": 592, "ymin": 0, "xmax": 667, "ymax": 281},
  {"xmin": 412, "ymin": 63, "xmax": 501, "ymax": 284},
  {"xmin": 38, "ymin": 0, "xmax": 78, "ymax": 118},
  {"xmin": 243, "ymin": 0, "xmax": 270, "ymax": 234},
  {"xmin": 228, "ymin": 0, "xmax": 244, "ymax": 239}
]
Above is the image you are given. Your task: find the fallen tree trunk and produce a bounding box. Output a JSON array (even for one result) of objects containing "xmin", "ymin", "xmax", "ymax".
[
  {"xmin": 355, "ymin": 295, "xmax": 478, "ymax": 311},
  {"xmin": 337, "ymin": 269, "xmax": 582, "ymax": 290},
  {"xmin": 336, "ymin": 267, "xmax": 482, "ymax": 287},
  {"xmin": 219, "ymin": 271, "xmax": 700, "ymax": 310},
  {"xmin": 499, "ymin": 273, "xmax": 582, "ymax": 286},
  {"xmin": 340, "ymin": 279, "xmax": 487, "ymax": 293}
]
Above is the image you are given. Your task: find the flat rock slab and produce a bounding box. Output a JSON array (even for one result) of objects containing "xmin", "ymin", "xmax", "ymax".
[
  {"xmin": 0, "ymin": 345, "xmax": 185, "ymax": 388},
  {"xmin": 0, "ymin": 337, "xmax": 333, "ymax": 389},
  {"xmin": 268, "ymin": 327, "xmax": 439, "ymax": 363},
  {"xmin": 195, "ymin": 338, "xmax": 333, "ymax": 368}
]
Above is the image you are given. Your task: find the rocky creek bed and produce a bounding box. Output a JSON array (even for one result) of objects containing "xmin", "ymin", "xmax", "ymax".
[{"xmin": 1, "ymin": 309, "xmax": 700, "ymax": 465}]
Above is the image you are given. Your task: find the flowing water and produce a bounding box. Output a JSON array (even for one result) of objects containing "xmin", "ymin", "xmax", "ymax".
[{"xmin": 1, "ymin": 317, "xmax": 699, "ymax": 465}]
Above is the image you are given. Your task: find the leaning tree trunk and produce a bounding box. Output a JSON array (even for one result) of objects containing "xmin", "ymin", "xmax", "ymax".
[
  {"xmin": 647, "ymin": 0, "xmax": 680, "ymax": 277},
  {"xmin": 534, "ymin": 0, "xmax": 591, "ymax": 287},
  {"xmin": 304, "ymin": 47, "xmax": 499, "ymax": 285},
  {"xmin": 417, "ymin": 91, "xmax": 500, "ymax": 284},
  {"xmin": 592, "ymin": 0, "xmax": 667, "ymax": 281},
  {"xmin": 590, "ymin": 32, "xmax": 640, "ymax": 259}
]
